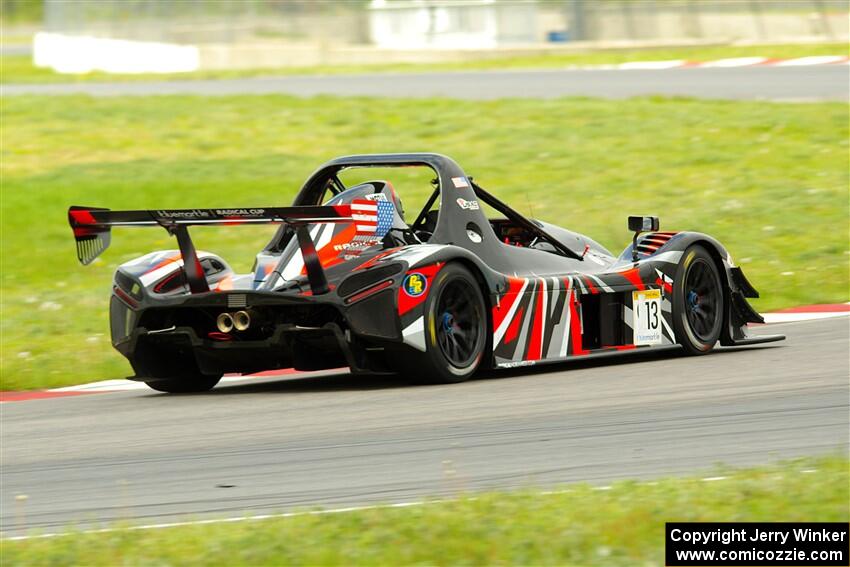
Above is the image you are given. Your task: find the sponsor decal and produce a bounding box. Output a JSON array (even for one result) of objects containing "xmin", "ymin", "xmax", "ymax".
[
  {"xmin": 403, "ymin": 273, "xmax": 428, "ymax": 297},
  {"xmin": 214, "ymin": 209, "xmax": 266, "ymax": 216},
  {"xmin": 398, "ymin": 262, "xmax": 442, "ymax": 315},
  {"xmin": 456, "ymin": 198, "xmax": 480, "ymax": 211},
  {"xmin": 156, "ymin": 209, "xmax": 211, "ymax": 219},
  {"xmin": 452, "ymin": 176, "xmax": 469, "ymax": 188},
  {"xmin": 633, "ymin": 288, "xmax": 663, "ymax": 345},
  {"xmin": 333, "ymin": 241, "xmax": 379, "ymax": 251},
  {"xmin": 364, "ymin": 193, "xmax": 387, "ymax": 201},
  {"xmin": 351, "ymin": 199, "xmax": 394, "ymax": 239},
  {"xmin": 498, "ymin": 360, "xmax": 536, "ymax": 368}
]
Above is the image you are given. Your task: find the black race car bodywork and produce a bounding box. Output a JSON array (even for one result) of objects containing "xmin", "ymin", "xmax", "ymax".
[{"xmin": 69, "ymin": 153, "xmax": 783, "ymax": 391}]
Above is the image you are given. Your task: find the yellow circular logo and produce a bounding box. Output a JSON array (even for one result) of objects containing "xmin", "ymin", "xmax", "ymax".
[{"xmin": 403, "ymin": 273, "xmax": 427, "ymax": 297}]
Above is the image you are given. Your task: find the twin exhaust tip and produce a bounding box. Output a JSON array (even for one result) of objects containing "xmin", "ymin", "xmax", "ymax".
[{"xmin": 216, "ymin": 311, "xmax": 251, "ymax": 333}]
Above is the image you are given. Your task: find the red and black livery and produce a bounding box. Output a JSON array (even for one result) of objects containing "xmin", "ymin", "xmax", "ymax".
[{"xmin": 68, "ymin": 153, "xmax": 783, "ymax": 392}]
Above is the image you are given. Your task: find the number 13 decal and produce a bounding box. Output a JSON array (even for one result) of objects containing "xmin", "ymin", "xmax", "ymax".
[
  {"xmin": 644, "ymin": 300, "xmax": 659, "ymax": 329},
  {"xmin": 633, "ymin": 289, "xmax": 663, "ymax": 345}
]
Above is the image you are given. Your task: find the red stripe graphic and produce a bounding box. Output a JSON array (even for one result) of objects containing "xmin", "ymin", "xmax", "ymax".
[
  {"xmin": 655, "ymin": 277, "xmax": 673, "ymax": 295},
  {"xmin": 397, "ymin": 263, "xmax": 442, "ymax": 316},
  {"xmin": 492, "ymin": 277, "xmax": 526, "ymax": 331},
  {"xmin": 146, "ymin": 252, "xmax": 182, "ymax": 274},
  {"xmin": 304, "ymin": 224, "xmax": 358, "ymax": 274},
  {"xmin": 526, "ymin": 282, "xmax": 545, "ymax": 361},
  {"xmin": 503, "ymin": 306, "xmax": 524, "ymax": 345},
  {"xmin": 68, "ymin": 209, "xmax": 97, "ymax": 225},
  {"xmin": 568, "ymin": 291, "xmax": 588, "ymax": 356},
  {"xmin": 619, "ymin": 267, "xmax": 646, "ymax": 291}
]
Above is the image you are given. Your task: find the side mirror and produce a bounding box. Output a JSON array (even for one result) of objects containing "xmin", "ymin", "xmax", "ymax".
[
  {"xmin": 629, "ymin": 216, "xmax": 660, "ymax": 262},
  {"xmin": 628, "ymin": 216, "xmax": 660, "ymax": 233}
]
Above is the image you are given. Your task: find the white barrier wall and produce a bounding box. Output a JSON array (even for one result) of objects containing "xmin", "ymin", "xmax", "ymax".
[
  {"xmin": 368, "ymin": 0, "xmax": 538, "ymax": 49},
  {"xmin": 33, "ymin": 32, "xmax": 200, "ymax": 74}
]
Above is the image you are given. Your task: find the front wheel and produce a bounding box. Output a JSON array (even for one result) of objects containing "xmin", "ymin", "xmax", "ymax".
[
  {"xmin": 145, "ymin": 373, "xmax": 222, "ymax": 393},
  {"xmin": 672, "ymin": 244, "xmax": 725, "ymax": 355},
  {"xmin": 399, "ymin": 263, "xmax": 488, "ymax": 384}
]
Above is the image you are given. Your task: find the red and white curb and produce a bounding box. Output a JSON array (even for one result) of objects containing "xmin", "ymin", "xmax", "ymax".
[
  {"xmin": 760, "ymin": 302, "xmax": 850, "ymax": 324},
  {"xmin": 577, "ymin": 55, "xmax": 848, "ymax": 70},
  {"xmin": 0, "ymin": 368, "xmax": 311, "ymax": 402},
  {"xmin": 2, "ymin": 303, "xmax": 846, "ymax": 403}
]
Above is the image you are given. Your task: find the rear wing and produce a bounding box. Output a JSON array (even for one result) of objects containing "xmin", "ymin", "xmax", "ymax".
[{"xmin": 68, "ymin": 202, "xmax": 388, "ymax": 295}]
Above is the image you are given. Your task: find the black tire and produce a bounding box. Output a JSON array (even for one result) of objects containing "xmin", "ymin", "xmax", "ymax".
[
  {"xmin": 399, "ymin": 263, "xmax": 488, "ymax": 384},
  {"xmin": 145, "ymin": 373, "xmax": 222, "ymax": 393},
  {"xmin": 672, "ymin": 244, "xmax": 725, "ymax": 355}
]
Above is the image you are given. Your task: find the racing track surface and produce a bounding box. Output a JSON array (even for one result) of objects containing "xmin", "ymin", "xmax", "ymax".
[
  {"xmin": 1, "ymin": 317, "xmax": 847, "ymax": 536},
  {"xmin": 3, "ymin": 66, "xmax": 848, "ymax": 101}
]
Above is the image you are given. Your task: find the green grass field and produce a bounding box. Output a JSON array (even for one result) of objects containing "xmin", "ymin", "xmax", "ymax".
[
  {"xmin": 2, "ymin": 42, "xmax": 847, "ymax": 84},
  {"xmin": 1, "ymin": 94, "xmax": 847, "ymax": 390},
  {"xmin": 2, "ymin": 456, "xmax": 847, "ymax": 566}
]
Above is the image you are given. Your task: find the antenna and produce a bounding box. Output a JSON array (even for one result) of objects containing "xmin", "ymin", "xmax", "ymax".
[{"xmin": 525, "ymin": 192, "xmax": 536, "ymax": 219}]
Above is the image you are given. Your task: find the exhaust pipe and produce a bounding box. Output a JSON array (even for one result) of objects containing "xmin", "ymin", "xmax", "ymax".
[
  {"xmin": 216, "ymin": 312, "xmax": 234, "ymax": 333},
  {"xmin": 233, "ymin": 310, "xmax": 251, "ymax": 332}
]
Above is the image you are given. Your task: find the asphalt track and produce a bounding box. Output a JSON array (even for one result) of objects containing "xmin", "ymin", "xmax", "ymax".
[
  {"xmin": 1, "ymin": 317, "xmax": 847, "ymax": 536},
  {"xmin": 2, "ymin": 66, "xmax": 847, "ymax": 101}
]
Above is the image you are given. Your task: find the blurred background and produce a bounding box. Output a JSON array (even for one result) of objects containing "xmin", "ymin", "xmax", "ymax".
[{"xmin": 1, "ymin": 0, "xmax": 848, "ymax": 72}]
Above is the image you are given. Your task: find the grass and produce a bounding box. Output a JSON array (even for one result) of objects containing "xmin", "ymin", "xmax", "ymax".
[
  {"xmin": 1, "ymin": 42, "xmax": 847, "ymax": 84},
  {"xmin": 2, "ymin": 455, "xmax": 847, "ymax": 566},
  {"xmin": 1, "ymin": 94, "xmax": 847, "ymax": 390}
]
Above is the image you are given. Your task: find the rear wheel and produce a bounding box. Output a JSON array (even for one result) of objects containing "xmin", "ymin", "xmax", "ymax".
[
  {"xmin": 672, "ymin": 245, "xmax": 724, "ymax": 355},
  {"xmin": 145, "ymin": 373, "xmax": 222, "ymax": 393},
  {"xmin": 401, "ymin": 263, "xmax": 487, "ymax": 383}
]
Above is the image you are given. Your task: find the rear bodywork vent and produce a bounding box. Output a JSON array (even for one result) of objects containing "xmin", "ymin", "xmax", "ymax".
[
  {"xmin": 337, "ymin": 264, "xmax": 403, "ymax": 297},
  {"xmin": 115, "ymin": 271, "xmax": 142, "ymax": 300},
  {"xmin": 153, "ymin": 257, "xmax": 229, "ymax": 295},
  {"xmin": 635, "ymin": 232, "xmax": 677, "ymax": 256}
]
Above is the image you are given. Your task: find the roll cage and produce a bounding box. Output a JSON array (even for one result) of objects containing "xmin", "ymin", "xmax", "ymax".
[{"xmin": 265, "ymin": 153, "xmax": 585, "ymax": 261}]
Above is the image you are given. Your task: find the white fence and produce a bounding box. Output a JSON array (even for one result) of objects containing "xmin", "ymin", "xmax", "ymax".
[{"xmin": 33, "ymin": 0, "xmax": 849, "ymax": 74}]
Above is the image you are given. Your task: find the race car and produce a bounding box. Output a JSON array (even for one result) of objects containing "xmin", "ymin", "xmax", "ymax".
[{"xmin": 68, "ymin": 153, "xmax": 784, "ymax": 392}]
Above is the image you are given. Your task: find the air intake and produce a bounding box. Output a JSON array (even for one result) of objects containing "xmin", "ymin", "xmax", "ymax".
[
  {"xmin": 337, "ymin": 264, "xmax": 403, "ymax": 297},
  {"xmin": 635, "ymin": 232, "xmax": 677, "ymax": 256}
]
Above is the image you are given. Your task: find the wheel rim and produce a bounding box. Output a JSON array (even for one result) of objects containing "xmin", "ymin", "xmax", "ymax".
[
  {"xmin": 435, "ymin": 279, "xmax": 482, "ymax": 368},
  {"xmin": 683, "ymin": 258, "xmax": 720, "ymax": 342}
]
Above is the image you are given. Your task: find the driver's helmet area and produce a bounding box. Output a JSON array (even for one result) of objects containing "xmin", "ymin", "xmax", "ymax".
[
  {"xmin": 264, "ymin": 180, "xmax": 409, "ymax": 285},
  {"xmin": 325, "ymin": 180, "xmax": 407, "ymax": 232}
]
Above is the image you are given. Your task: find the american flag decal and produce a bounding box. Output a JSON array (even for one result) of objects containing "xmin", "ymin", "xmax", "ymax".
[{"xmin": 350, "ymin": 198, "xmax": 394, "ymax": 243}]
